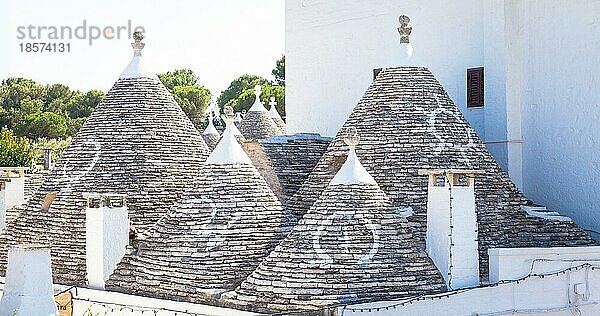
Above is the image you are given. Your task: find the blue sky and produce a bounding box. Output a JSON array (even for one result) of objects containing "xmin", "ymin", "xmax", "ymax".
[{"xmin": 0, "ymin": 0, "xmax": 285, "ymax": 96}]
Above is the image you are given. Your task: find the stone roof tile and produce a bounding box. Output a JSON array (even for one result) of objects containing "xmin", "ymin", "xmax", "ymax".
[{"xmin": 285, "ymin": 67, "xmax": 596, "ymax": 281}]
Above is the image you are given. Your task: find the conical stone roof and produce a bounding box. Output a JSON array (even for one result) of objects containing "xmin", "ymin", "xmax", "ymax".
[
  {"xmin": 0, "ymin": 33, "xmax": 211, "ymax": 284},
  {"xmin": 224, "ymin": 131, "xmax": 445, "ymax": 313},
  {"xmin": 268, "ymin": 97, "xmax": 286, "ymax": 133},
  {"xmin": 238, "ymin": 86, "xmax": 282, "ymax": 140},
  {"xmin": 285, "ymin": 67, "xmax": 595, "ymax": 280},
  {"xmin": 105, "ymin": 107, "xmax": 296, "ymax": 302}
]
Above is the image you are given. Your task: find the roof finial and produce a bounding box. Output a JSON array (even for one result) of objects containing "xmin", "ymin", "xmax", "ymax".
[
  {"xmin": 330, "ymin": 127, "xmax": 376, "ymax": 185},
  {"xmin": 269, "ymin": 96, "xmax": 277, "ymax": 109},
  {"xmin": 206, "ymin": 105, "xmax": 252, "ymax": 164},
  {"xmin": 397, "ymin": 15, "xmax": 413, "ymax": 57},
  {"xmin": 248, "ymin": 85, "xmax": 268, "ymax": 112},
  {"xmin": 131, "ymin": 31, "xmax": 145, "ymax": 57},
  {"xmin": 343, "ymin": 127, "xmax": 360, "ymax": 148},
  {"xmin": 254, "ymin": 85, "xmax": 262, "ymax": 98},
  {"xmin": 222, "ymin": 106, "xmax": 236, "ymax": 124}
]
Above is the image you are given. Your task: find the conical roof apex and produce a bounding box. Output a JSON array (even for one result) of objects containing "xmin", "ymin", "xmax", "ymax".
[{"xmin": 120, "ymin": 32, "xmax": 158, "ymax": 79}]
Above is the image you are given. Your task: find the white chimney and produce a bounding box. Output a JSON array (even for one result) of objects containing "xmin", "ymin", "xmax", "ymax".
[
  {"xmin": 419, "ymin": 169, "xmax": 482, "ymax": 290},
  {"xmin": 43, "ymin": 148, "xmax": 53, "ymax": 170},
  {"xmin": 84, "ymin": 193, "xmax": 129, "ymax": 289},
  {"xmin": 0, "ymin": 245, "xmax": 58, "ymax": 316},
  {"xmin": 0, "ymin": 167, "xmax": 28, "ymax": 231}
]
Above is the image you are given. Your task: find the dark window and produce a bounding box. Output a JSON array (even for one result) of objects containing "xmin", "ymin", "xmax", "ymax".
[{"xmin": 467, "ymin": 67, "xmax": 484, "ymax": 107}]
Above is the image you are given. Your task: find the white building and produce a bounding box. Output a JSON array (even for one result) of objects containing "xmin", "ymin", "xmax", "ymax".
[{"xmin": 285, "ymin": 0, "xmax": 600, "ymax": 235}]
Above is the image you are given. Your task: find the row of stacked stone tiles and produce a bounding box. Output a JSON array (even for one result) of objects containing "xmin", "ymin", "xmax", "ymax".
[{"xmin": 0, "ymin": 35, "xmax": 596, "ymax": 315}]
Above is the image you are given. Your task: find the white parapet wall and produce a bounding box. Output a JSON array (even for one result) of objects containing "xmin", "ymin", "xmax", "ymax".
[
  {"xmin": 0, "ymin": 245, "xmax": 58, "ymax": 316},
  {"xmin": 0, "ymin": 279, "xmax": 262, "ymax": 316},
  {"xmin": 338, "ymin": 246, "xmax": 600, "ymax": 316},
  {"xmin": 84, "ymin": 193, "xmax": 129, "ymax": 290},
  {"xmin": 420, "ymin": 170, "xmax": 480, "ymax": 290},
  {"xmin": 489, "ymin": 246, "xmax": 600, "ymax": 283},
  {"xmin": 68, "ymin": 287, "xmax": 260, "ymax": 316},
  {"xmin": 339, "ymin": 264, "xmax": 600, "ymax": 315}
]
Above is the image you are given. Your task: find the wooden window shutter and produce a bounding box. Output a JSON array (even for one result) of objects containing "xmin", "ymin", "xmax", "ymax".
[{"xmin": 467, "ymin": 67, "xmax": 484, "ymax": 107}]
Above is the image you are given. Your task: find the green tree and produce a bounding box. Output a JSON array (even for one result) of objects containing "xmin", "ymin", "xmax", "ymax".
[
  {"xmin": 158, "ymin": 69, "xmax": 199, "ymax": 91},
  {"xmin": 158, "ymin": 69, "xmax": 212, "ymax": 127},
  {"xmin": 0, "ymin": 78, "xmax": 45, "ymax": 129},
  {"xmin": 171, "ymin": 85, "xmax": 212, "ymax": 126},
  {"xmin": 0, "ymin": 77, "xmax": 101, "ymax": 141},
  {"xmin": 0, "ymin": 127, "xmax": 34, "ymax": 167},
  {"xmin": 43, "ymin": 83, "xmax": 74, "ymax": 115},
  {"xmin": 67, "ymin": 90, "xmax": 104, "ymax": 118},
  {"xmin": 216, "ymin": 75, "xmax": 270, "ymax": 110},
  {"xmin": 66, "ymin": 117, "xmax": 87, "ymax": 137},
  {"xmin": 272, "ymin": 55, "xmax": 285, "ymax": 86},
  {"xmin": 15, "ymin": 111, "xmax": 68, "ymax": 139}
]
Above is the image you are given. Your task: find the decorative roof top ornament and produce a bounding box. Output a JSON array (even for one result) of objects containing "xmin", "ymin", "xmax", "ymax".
[
  {"xmin": 397, "ymin": 15, "xmax": 413, "ymax": 57},
  {"xmin": 131, "ymin": 31, "xmax": 145, "ymax": 57},
  {"xmin": 268, "ymin": 97, "xmax": 277, "ymax": 109},
  {"xmin": 330, "ymin": 127, "xmax": 376, "ymax": 185},
  {"xmin": 222, "ymin": 105, "xmax": 236, "ymax": 124},
  {"xmin": 248, "ymin": 85, "xmax": 268, "ymax": 112},
  {"xmin": 234, "ymin": 112, "xmax": 243, "ymax": 123},
  {"xmin": 203, "ymin": 111, "xmax": 219, "ymax": 136},
  {"xmin": 268, "ymin": 97, "xmax": 282, "ymax": 119},
  {"xmin": 120, "ymin": 31, "xmax": 156, "ymax": 79},
  {"xmin": 343, "ymin": 127, "xmax": 360, "ymax": 148},
  {"xmin": 254, "ymin": 85, "xmax": 262, "ymax": 97},
  {"xmin": 206, "ymin": 105, "xmax": 252, "ymax": 164},
  {"xmin": 268, "ymin": 96, "xmax": 286, "ymax": 133}
]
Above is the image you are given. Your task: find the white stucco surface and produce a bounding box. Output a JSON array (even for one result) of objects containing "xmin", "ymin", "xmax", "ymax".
[
  {"xmin": 206, "ymin": 121, "xmax": 253, "ymax": 165},
  {"xmin": 1, "ymin": 176, "xmax": 25, "ymax": 231},
  {"xmin": 68, "ymin": 287, "xmax": 260, "ymax": 316},
  {"xmin": 248, "ymin": 86, "xmax": 268, "ymax": 112},
  {"xmin": 0, "ymin": 280, "xmax": 260, "ymax": 316},
  {"xmin": 341, "ymin": 265, "xmax": 600, "ymax": 315},
  {"xmin": 285, "ymin": 0, "xmax": 484, "ymax": 137},
  {"xmin": 330, "ymin": 148, "xmax": 376, "ymax": 185},
  {"xmin": 426, "ymin": 179, "xmax": 479, "ymax": 290},
  {"xmin": 203, "ymin": 116, "xmax": 219, "ymax": 135},
  {"xmin": 286, "ymin": 0, "xmax": 600, "ymax": 239},
  {"xmin": 3, "ymin": 177, "xmax": 25, "ymax": 210},
  {"xmin": 86, "ymin": 204, "xmax": 129, "ymax": 289},
  {"xmin": 518, "ymin": 1, "xmax": 600, "ymax": 235},
  {"xmin": 0, "ymin": 246, "xmax": 58, "ymax": 316},
  {"xmin": 120, "ymin": 55, "xmax": 158, "ymax": 79},
  {"xmin": 488, "ymin": 246, "xmax": 600, "ymax": 284}
]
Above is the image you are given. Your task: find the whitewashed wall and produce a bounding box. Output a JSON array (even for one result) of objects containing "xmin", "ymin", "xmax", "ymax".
[
  {"xmin": 68, "ymin": 288, "xmax": 259, "ymax": 316},
  {"xmin": 285, "ymin": 0, "xmax": 485, "ymax": 137},
  {"xmin": 340, "ymin": 247, "xmax": 600, "ymax": 316},
  {"xmin": 488, "ymin": 246, "xmax": 600, "ymax": 283},
  {"xmin": 518, "ymin": 0, "xmax": 600, "ymax": 235},
  {"xmin": 286, "ymin": 0, "xmax": 600, "ymax": 238},
  {"xmin": 0, "ymin": 282, "xmax": 259, "ymax": 316}
]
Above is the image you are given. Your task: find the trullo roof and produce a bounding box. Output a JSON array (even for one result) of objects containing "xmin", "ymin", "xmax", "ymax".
[
  {"xmin": 0, "ymin": 32, "xmax": 211, "ymax": 284},
  {"xmin": 105, "ymin": 106, "xmax": 296, "ymax": 302}
]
